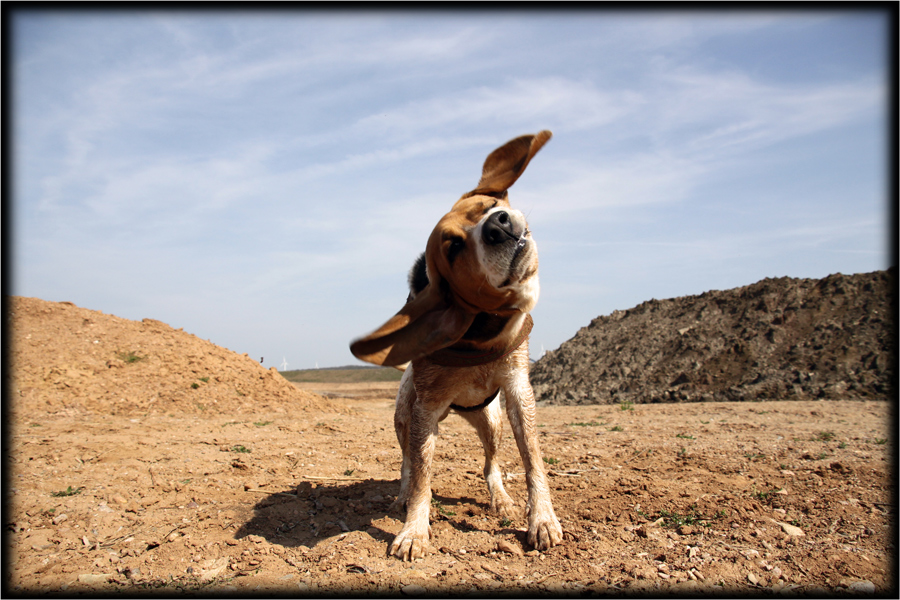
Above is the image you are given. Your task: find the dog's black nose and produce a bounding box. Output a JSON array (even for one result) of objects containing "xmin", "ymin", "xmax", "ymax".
[{"xmin": 482, "ymin": 211, "xmax": 517, "ymax": 245}]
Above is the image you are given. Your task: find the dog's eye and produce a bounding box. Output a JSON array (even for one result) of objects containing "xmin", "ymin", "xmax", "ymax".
[{"xmin": 446, "ymin": 237, "xmax": 465, "ymax": 264}]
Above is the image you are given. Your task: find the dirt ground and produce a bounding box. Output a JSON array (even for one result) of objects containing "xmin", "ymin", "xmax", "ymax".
[{"xmin": 5, "ymin": 379, "xmax": 894, "ymax": 596}]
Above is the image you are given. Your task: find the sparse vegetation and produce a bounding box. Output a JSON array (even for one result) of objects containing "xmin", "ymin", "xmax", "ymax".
[
  {"xmin": 751, "ymin": 486, "xmax": 782, "ymax": 501},
  {"xmin": 675, "ymin": 433, "xmax": 694, "ymax": 440},
  {"xmin": 610, "ymin": 425, "xmax": 623, "ymax": 432},
  {"xmin": 254, "ymin": 420, "xmax": 273, "ymax": 427},
  {"xmin": 230, "ymin": 445, "xmax": 251, "ymax": 453},
  {"xmin": 815, "ymin": 431, "xmax": 836, "ymax": 442},
  {"xmin": 568, "ymin": 420, "xmax": 602, "ymax": 427},
  {"xmin": 619, "ymin": 400, "xmax": 634, "ymax": 412},
  {"xmin": 51, "ymin": 486, "xmax": 83, "ymax": 497},
  {"xmin": 115, "ymin": 350, "xmax": 144, "ymax": 363},
  {"xmin": 431, "ymin": 497, "xmax": 456, "ymax": 517},
  {"xmin": 543, "ymin": 457, "xmax": 559, "ymax": 465}
]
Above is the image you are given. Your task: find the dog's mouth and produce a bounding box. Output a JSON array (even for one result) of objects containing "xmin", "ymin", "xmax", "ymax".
[{"xmin": 499, "ymin": 233, "xmax": 531, "ymax": 288}]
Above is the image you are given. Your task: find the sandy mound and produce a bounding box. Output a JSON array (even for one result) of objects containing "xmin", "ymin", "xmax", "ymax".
[
  {"xmin": 532, "ymin": 270, "xmax": 895, "ymax": 405},
  {"xmin": 5, "ymin": 296, "xmax": 334, "ymax": 417}
]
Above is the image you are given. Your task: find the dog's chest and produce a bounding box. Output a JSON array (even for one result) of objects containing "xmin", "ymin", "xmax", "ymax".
[{"xmin": 413, "ymin": 363, "xmax": 505, "ymax": 408}]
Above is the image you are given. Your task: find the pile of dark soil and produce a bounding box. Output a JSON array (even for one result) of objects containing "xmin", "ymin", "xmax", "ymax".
[{"xmin": 531, "ymin": 270, "xmax": 895, "ymax": 406}]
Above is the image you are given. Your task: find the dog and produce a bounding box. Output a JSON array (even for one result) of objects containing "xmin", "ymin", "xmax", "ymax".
[{"xmin": 350, "ymin": 131, "xmax": 563, "ymax": 561}]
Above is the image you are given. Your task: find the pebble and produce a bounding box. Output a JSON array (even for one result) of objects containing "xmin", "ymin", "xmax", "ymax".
[
  {"xmin": 401, "ymin": 583, "xmax": 427, "ymax": 596},
  {"xmin": 77, "ymin": 573, "xmax": 112, "ymax": 584},
  {"xmin": 497, "ymin": 540, "xmax": 523, "ymax": 556},
  {"xmin": 848, "ymin": 580, "xmax": 876, "ymax": 595},
  {"xmin": 769, "ymin": 519, "xmax": 804, "ymax": 537},
  {"xmin": 52, "ymin": 513, "xmax": 68, "ymax": 525}
]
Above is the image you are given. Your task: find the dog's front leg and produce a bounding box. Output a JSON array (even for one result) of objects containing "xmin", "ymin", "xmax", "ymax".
[
  {"xmin": 389, "ymin": 398, "xmax": 442, "ymax": 561},
  {"xmin": 504, "ymin": 366, "xmax": 563, "ymax": 551},
  {"xmin": 390, "ymin": 367, "xmax": 416, "ymax": 512}
]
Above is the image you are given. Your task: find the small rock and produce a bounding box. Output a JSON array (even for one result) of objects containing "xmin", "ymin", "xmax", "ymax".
[
  {"xmin": 247, "ymin": 534, "xmax": 265, "ymax": 544},
  {"xmin": 52, "ymin": 513, "xmax": 68, "ymax": 525},
  {"xmin": 497, "ymin": 539, "xmax": 523, "ymax": 556},
  {"xmin": 677, "ymin": 525, "xmax": 693, "ymax": 535},
  {"xmin": 111, "ymin": 494, "xmax": 128, "ymax": 505},
  {"xmin": 199, "ymin": 557, "xmax": 229, "ymax": 582},
  {"xmin": 78, "ymin": 573, "xmax": 112, "ymax": 585},
  {"xmin": 769, "ymin": 519, "xmax": 804, "ymax": 537},
  {"xmin": 401, "ymin": 583, "xmax": 427, "ymax": 596},
  {"xmin": 748, "ymin": 572, "xmax": 759, "ymax": 585},
  {"xmin": 848, "ymin": 580, "xmax": 876, "ymax": 594}
]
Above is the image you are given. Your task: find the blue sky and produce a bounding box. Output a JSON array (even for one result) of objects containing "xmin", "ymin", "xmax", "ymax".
[{"xmin": 10, "ymin": 8, "xmax": 892, "ymax": 369}]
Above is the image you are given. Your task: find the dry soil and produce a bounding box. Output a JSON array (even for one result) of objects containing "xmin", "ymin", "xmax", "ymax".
[{"xmin": 4, "ymin": 297, "xmax": 895, "ymax": 596}]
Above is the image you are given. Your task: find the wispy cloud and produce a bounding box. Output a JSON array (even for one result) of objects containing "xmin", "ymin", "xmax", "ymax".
[{"xmin": 12, "ymin": 10, "xmax": 889, "ymax": 367}]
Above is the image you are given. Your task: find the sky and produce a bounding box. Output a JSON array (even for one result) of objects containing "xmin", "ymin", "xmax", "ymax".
[{"xmin": 9, "ymin": 7, "xmax": 894, "ymax": 370}]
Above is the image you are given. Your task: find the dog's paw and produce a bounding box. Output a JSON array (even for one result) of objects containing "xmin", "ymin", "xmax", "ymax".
[
  {"xmin": 490, "ymin": 494, "xmax": 520, "ymax": 520},
  {"xmin": 389, "ymin": 523, "xmax": 432, "ymax": 561},
  {"xmin": 527, "ymin": 512, "xmax": 563, "ymax": 551},
  {"xmin": 388, "ymin": 497, "xmax": 407, "ymax": 513}
]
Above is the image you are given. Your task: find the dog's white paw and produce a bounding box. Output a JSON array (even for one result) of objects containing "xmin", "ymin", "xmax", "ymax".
[
  {"xmin": 527, "ymin": 510, "xmax": 563, "ymax": 551},
  {"xmin": 490, "ymin": 493, "xmax": 519, "ymax": 520},
  {"xmin": 389, "ymin": 522, "xmax": 432, "ymax": 561}
]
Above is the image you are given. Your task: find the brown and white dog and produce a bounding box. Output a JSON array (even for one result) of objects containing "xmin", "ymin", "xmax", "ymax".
[{"xmin": 350, "ymin": 131, "xmax": 562, "ymax": 560}]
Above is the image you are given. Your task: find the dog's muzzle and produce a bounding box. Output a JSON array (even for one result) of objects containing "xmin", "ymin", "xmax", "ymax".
[{"xmin": 482, "ymin": 210, "xmax": 524, "ymax": 246}]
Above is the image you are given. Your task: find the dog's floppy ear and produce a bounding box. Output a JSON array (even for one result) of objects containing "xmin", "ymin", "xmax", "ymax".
[
  {"xmin": 350, "ymin": 284, "xmax": 476, "ymax": 367},
  {"xmin": 474, "ymin": 130, "xmax": 552, "ymax": 195}
]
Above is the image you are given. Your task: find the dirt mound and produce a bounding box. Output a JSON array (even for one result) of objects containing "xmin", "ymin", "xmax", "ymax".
[
  {"xmin": 531, "ymin": 270, "xmax": 895, "ymax": 406},
  {"xmin": 5, "ymin": 296, "xmax": 334, "ymax": 417}
]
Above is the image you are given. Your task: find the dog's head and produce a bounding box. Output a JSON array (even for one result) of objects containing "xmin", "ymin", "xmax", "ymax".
[{"xmin": 350, "ymin": 131, "xmax": 551, "ymax": 367}]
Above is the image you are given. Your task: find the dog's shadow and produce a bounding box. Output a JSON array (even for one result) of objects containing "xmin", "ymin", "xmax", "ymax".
[{"xmin": 233, "ymin": 479, "xmax": 510, "ymax": 551}]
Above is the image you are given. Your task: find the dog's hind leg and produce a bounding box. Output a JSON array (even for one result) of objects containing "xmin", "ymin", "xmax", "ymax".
[
  {"xmin": 390, "ymin": 367, "xmax": 416, "ymax": 512},
  {"xmin": 457, "ymin": 392, "xmax": 518, "ymax": 519}
]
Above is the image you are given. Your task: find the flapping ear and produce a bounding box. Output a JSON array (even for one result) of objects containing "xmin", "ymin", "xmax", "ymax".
[
  {"xmin": 474, "ymin": 130, "xmax": 552, "ymax": 194},
  {"xmin": 350, "ymin": 284, "xmax": 476, "ymax": 367}
]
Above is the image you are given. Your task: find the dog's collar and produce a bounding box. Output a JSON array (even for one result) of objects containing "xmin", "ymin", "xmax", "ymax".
[
  {"xmin": 451, "ymin": 388, "xmax": 500, "ymax": 413},
  {"xmin": 428, "ymin": 314, "xmax": 533, "ymax": 368}
]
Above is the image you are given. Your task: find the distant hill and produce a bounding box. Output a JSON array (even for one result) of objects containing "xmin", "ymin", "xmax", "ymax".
[
  {"xmin": 531, "ymin": 269, "xmax": 895, "ymax": 405},
  {"xmin": 279, "ymin": 366, "xmax": 404, "ymax": 383}
]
